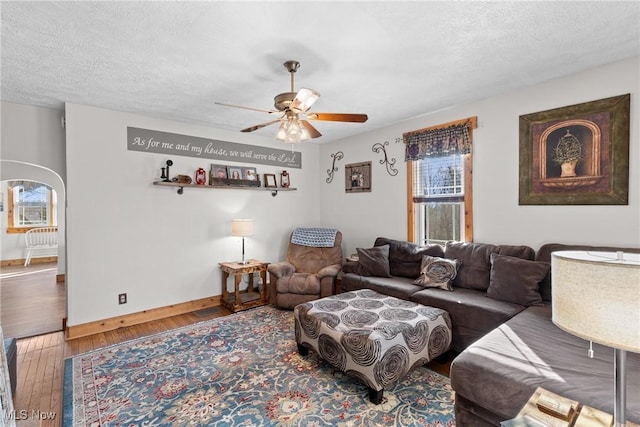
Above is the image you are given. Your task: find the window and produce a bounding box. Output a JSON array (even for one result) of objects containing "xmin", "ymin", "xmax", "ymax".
[
  {"xmin": 405, "ymin": 118, "xmax": 475, "ymax": 245},
  {"xmin": 7, "ymin": 180, "xmax": 57, "ymax": 233},
  {"xmin": 412, "ymin": 154, "xmax": 466, "ymax": 245}
]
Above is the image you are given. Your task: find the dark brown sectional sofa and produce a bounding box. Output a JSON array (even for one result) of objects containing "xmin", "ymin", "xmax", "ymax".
[{"xmin": 341, "ymin": 237, "xmax": 640, "ymax": 425}]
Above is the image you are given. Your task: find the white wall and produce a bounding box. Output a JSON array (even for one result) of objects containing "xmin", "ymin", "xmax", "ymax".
[
  {"xmin": 0, "ymin": 102, "xmax": 67, "ymax": 177},
  {"xmin": 3, "ymin": 57, "xmax": 638, "ymax": 327},
  {"xmin": 64, "ymin": 103, "xmax": 320, "ymax": 326},
  {"xmin": 0, "ymin": 102, "xmax": 66, "ymax": 270},
  {"xmin": 321, "ymin": 57, "xmax": 640, "ymax": 256}
]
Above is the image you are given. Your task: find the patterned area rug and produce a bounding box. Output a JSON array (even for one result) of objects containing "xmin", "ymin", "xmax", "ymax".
[{"xmin": 63, "ymin": 306, "xmax": 455, "ymax": 426}]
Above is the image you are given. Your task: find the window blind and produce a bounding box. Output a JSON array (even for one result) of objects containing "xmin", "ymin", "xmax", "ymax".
[{"xmin": 412, "ymin": 155, "xmax": 464, "ymax": 203}]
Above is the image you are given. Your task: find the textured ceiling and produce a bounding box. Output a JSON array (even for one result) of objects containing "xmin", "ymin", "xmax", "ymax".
[{"xmin": 1, "ymin": 1, "xmax": 639, "ymax": 143}]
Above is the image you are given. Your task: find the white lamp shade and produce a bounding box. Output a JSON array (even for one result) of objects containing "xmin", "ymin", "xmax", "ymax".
[
  {"xmin": 231, "ymin": 219, "xmax": 254, "ymax": 237},
  {"xmin": 552, "ymin": 251, "xmax": 640, "ymax": 353}
]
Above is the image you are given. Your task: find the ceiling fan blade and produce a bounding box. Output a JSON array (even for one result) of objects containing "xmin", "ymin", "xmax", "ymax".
[
  {"xmin": 306, "ymin": 113, "xmax": 368, "ymax": 123},
  {"xmin": 215, "ymin": 102, "xmax": 279, "ymax": 114},
  {"xmin": 289, "ymin": 88, "xmax": 320, "ymax": 113},
  {"xmin": 300, "ymin": 120, "xmax": 322, "ymax": 139},
  {"xmin": 241, "ymin": 119, "xmax": 282, "ymax": 133}
]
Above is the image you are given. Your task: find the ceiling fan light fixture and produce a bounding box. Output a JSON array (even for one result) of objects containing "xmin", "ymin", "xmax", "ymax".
[
  {"xmin": 217, "ymin": 60, "xmax": 367, "ymax": 142},
  {"xmin": 289, "ymin": 88, "xmax": 320, "ymax": 113},
  {"xmin": 275, "ymin": 119, "xmax": 311, "ymax": 144}
]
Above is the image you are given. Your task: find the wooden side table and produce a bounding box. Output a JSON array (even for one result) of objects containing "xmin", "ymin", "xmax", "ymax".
[{"xmin": 219, "ymin": 259, "xmax": 269, "ymax": 313}]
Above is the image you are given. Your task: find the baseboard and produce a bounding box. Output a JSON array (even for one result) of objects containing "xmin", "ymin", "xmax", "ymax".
[
  {"xmin": 65, "ymin": 295, "xmax": 222, "ymax": 340},
  {"xmin": 0, "ymin": 257, "xmax": 58, "ymax": 267}
]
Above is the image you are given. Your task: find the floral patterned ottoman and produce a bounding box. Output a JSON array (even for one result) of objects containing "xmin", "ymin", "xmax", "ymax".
[{"xmin": 293, "ymin": 289, "xmax": 452, "ymax": 404}]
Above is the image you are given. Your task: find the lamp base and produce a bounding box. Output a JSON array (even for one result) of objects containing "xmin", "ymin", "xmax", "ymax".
[
  {"xmin": 614, "ymin": 348, "xmax": 626, "ymax": 427},
  {"xmin": 240, "ymin": 237, "xmax": 248, "ymax": 265}
]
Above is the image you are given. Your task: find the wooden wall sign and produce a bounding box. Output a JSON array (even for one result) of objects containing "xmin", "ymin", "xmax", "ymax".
[{"xmin": 127, "ymin": 127, "xmax": 302, "ymax": 169}]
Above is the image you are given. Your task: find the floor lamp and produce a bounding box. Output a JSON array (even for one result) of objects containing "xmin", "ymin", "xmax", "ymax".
[
  {"xmin": 552, "ymin": 250, "xmax": 640, "ymax": 427},
  {"xmin": 231, "ymin": 219, "xmax": 254, "ymax": 264}
]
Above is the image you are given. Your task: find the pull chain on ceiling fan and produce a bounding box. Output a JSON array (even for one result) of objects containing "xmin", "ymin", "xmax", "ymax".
[{"xmin": 215, "ymin": 60, "xmax": 368, "ymax": 144}]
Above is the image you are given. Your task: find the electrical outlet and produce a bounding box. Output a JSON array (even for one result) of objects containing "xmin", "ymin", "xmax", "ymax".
[{"xmin": 118, "ymin": 293, "xmax": 127, "ymax": 304}]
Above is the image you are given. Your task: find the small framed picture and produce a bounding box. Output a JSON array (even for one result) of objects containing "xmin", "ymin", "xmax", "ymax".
[
  {"xmin": 210, "ymin": 164, "xmax": 228, "ymax": 179},
  {"xmin": 345, "ymin": 161, "xmax": 371, "ymax": 193},
  {"xmin": 264, "ymin": 174, "xmax": 277, "ymax": 188},
  {"xmin": 227, "ymin": 167, "xmax": 242, "ymax": 180},
  {"xmin": 242, "ymin": 167, "xmax": 258, "ymax": 181}
]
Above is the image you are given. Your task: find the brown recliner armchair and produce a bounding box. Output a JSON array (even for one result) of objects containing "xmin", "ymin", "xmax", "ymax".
[{"xmin": 268, "ymin": 228, "xmax": 343, "ymax": 309}]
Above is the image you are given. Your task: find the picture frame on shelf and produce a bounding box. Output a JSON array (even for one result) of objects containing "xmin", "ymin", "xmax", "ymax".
[
  {"xmin": 519, "ymin": 94, "xmax": 630, "ymax": 205},
  {"xmin": 345, "ymin": 161, "xmax": 371, "ymax": 193},
  {"xmin": 242, "ymin": 167, "xmax": 258, "ymax": 181},
  {"xmin": 228, "ymin": 167, "xmax": 242, "ymax": 180},
  {"xmin": 210, "ymin": 164, "xmax": 228, "ymax": 179},
  {"xmin": 264, "ymin": 174, "xmax": 277, "ymax": 188}
]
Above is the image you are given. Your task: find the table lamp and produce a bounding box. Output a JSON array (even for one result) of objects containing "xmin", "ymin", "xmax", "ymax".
[
  {"xmin": 231, "ymin": 219, "xmax": 254, "ymax": 264},
  {"xmin": 552, "ymin": 250, "xmax": 640, "ymax": 427}
]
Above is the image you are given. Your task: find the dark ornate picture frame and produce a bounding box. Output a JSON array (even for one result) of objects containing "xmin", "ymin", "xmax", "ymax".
[
  {"xmin": 519, "ymin": 94, "xmax": 630, "ymax": 205},
  {"xmin": 345, "ymin": 161, "xmax": 371, "ymax": 193}
]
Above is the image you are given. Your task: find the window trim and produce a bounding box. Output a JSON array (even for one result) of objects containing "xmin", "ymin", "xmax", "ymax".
[
  {"xmin": 406, "ymin": 117, "xmax": 475, "ymax": 243},
  {"xmin": 6, "ymin": 183, "xmax": 57, "ymax": 234}
]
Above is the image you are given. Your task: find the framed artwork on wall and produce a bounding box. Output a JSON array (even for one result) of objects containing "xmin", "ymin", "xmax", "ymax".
[
  {"xmin": 519, "ymin": 94, "xmax": 630, "ymax": 205},
  {"xmin": 345, "ymin": 161, "xmax": 371, "ymax": 193}
]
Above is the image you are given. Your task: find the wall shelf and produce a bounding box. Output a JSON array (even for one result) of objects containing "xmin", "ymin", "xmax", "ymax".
[{"xmin": 153, "ymin": 181, "xmax": 296, "ymax": 197}]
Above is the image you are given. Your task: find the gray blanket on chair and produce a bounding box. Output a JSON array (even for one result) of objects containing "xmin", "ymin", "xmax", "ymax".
[{"xmin": 291, "ymin": 228, "xmax": 338, "ymax": 247}]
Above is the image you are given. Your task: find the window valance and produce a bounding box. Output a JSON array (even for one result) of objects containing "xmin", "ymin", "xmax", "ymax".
[{"xmin": 403, "ymin": 118, "xmax": 476, "ymax": 160}]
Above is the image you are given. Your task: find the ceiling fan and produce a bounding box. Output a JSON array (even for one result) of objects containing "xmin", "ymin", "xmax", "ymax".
[{"xmin": 215, "ymin": 60, "xmax": 368, "ymax": 143}]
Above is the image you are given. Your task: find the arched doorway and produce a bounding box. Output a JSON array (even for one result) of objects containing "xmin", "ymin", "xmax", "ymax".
[{"xmin": 0, "ymin": 160, "xmax": 66, "ymax": 338}]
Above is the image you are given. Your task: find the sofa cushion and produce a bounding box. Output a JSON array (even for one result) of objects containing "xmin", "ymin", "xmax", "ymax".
[
  {"xmin": 450, "ymin": 305, "xmax": 640, "ymax": 422},
  {"xmin": 286, "ymin": 230, "xmax": 343, "ymax": 275},
  {"xmin": 276, "ymin": 273, "xmax": 320, "ymax": 295},
  {"xmin": 444, "ymin": 241, "xmax": 535, "ymax": 291},
  {"xmin": 413, "ymin": 255, "xmax": 460, "ymax": 291},
  {"xmin": 487, "ymin": 253, "xmax": 549, "ymax": 307},
  {"xmin": 353, "ymin": 245, "xmax": 392, "ymax": 277},
  {"xmin": 374, "ymin": 237, "xmax": 444, "ymax": 278},
  {"xmin": 411, "ymin": 287, "xmax": 525, "ymax": 352},
  {"xmin": 341, "ymin": 273, "xmax": 423, "ymax": 300}
]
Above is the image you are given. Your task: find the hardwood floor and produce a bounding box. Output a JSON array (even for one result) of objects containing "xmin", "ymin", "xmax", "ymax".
[
  {"xmin": 1, "ymin": 262, "xmax": 65, "ymax": 338},
  {"xmin": 6, "ymin": 280, "xmax": 454, "ymax": 427}
]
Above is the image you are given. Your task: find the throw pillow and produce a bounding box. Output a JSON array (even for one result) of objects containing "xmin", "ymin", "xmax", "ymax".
[
  {"xmin": 355, "ymin": 245, "xmax": 392, "ymax": 278},
  {"xmin": 413, "ymin": 255, "xmax": 460, "ymax": 291},
  {"xmin": 487, "ymin": 253, "xmax": 550, "ymax": 306}
]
